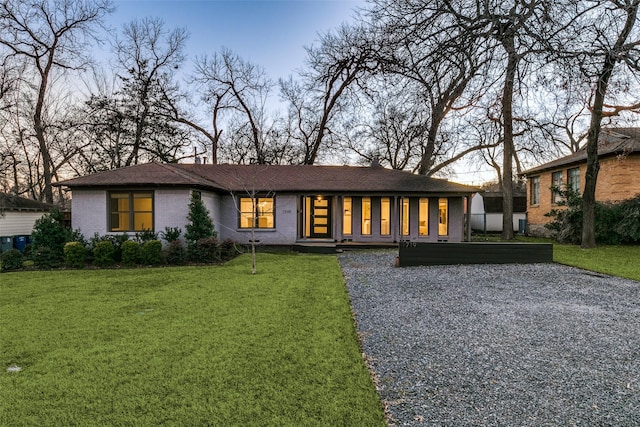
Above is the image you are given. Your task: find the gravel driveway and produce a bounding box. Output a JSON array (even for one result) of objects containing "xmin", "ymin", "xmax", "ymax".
[{"xmin": 338, "ymin": 250, "xmax": 640, "ymax": 426}]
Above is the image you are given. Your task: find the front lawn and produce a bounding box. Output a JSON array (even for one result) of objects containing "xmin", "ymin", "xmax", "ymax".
[
  {"xmin": 473, "ymin": 234, "xmax": 640, "ymax": 281},
  {"xmin": 0, "ymin": 253, "xmax": 385, "ymax": 426},
  {"xmin": 553, "ymin": 244, "xmax": 640, "ymax": 281}
]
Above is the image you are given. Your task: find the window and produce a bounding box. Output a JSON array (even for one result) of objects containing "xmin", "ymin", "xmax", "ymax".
[
  {"xmin": 239, "ymin": 197, "xmax": 274, "ymax": 229},
  {"xmin": 362, "ymin": 197, "xmax": 371, "ymax": 235},
  {"xmin": 419, "ymin": 198, "xmax": 429, "ymax": 236},
  {"xmin": 530, "ymin": 176, "xmax": 540, "ymax": 205},
  {"xmin": 551, "ymin": 171, "xmax": 563, "ymax": 204},
  {"xmin": 109, "ymin": 191, "xmax": 153, "ymax": 232},
  {"xmin": 438, "ymin": 198, "xmax": 448, "ymax": 236},
  {"xmin": 400, "ymin": 198, "xmax": 410, "ymax": 236},
  {"xmin": 343, "ymin": 197, "xmax": 352, "ymax": 235},
  {"xmin": 568, "ymin": 168, "xmax": 580, "ymax": 192},
  {"xmin": 380, "ymin": 197, "xmax": 391, "ymax": 235}
]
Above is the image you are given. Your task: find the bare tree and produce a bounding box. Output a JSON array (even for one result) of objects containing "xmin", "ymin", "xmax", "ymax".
[
  {"xmin": 0, "ymin": 0, "xmax": 113, "ymax": 202},
  {"xmin": 280, "ymin": 23, "xmax": 379, "ymax": 165},
  {"xmin": 563, "ymin": 0, "xmax": 640, "ymax": 248},
  {"xmin": 192, "ymin": 48, "xmax": 275, "ymax": 164},
  {"xmin": 114, "ymin": 17, "xmax": 190, "ymax": 166}
]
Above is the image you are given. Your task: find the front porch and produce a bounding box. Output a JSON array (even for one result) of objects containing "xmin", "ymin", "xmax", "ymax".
[{"xmin": 292, "ymin": 241, "xmax": 398, "ymax": 254}]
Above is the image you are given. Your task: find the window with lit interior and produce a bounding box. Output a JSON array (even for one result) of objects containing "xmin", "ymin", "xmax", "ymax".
[
  {"xmin": 109, "ymin": 191, "xmax": 154, "ymax": 232},
  {"xmin": 239, "ymin": 197, "xmax": 274, "ymax": 229}
]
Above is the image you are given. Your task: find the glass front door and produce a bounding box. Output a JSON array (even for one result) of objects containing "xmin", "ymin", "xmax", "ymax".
[{"xmin": 310, "ymin": 196, "xmax": 332, "ymax": 238}]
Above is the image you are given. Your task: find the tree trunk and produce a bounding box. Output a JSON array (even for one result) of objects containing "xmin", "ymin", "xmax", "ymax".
[
  {"xmin": 581, "ymin": 2, "xmax": 638, "ymax": 249},
  {"xmin": 34, "ymin": 63, "xmax": 54, "ymax": 203},
  {"xmin": 501, "ymin": 37, "xmax": 518, "ymax": 240}
]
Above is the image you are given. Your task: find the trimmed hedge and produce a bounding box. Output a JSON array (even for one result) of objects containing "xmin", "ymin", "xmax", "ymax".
[
  {"xmin": 1, "ymin": 249, "xmax": 23, "ymax": 272},
  {"xmin": 93, "ymin": 241, "xmax": 115, "ymax": 267},
  {"xmin": 64, "ymin": 242, "xmax": 85, "ymax": 268}
]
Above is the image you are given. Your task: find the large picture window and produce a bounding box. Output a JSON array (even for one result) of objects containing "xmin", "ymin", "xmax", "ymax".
[
  {"xmin": 239, "ymin": 197, "xmax": 274, "ymax": 229},
  {"xmin": 109, "ymin": 191, "xmax": 154, "ymax": 232}
]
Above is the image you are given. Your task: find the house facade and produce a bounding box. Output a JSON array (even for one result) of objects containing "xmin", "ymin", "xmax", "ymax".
[
  {"xmin": 55, "ymin": 163, "xmax": 478, "ymax": 246},
  {"xmin": 0, "ymin": 193, "xmax": 57, "ymax": 252},
  {"xmin": 523, "ymin": 128, "xmax": 640, "ymax": 235}
]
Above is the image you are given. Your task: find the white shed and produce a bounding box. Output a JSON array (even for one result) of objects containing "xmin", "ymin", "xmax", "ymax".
[
  {"xmin": 0, "ymin": 193, "xmax": 56, "ymax": 251},
  {"xmin": 470, "ymin": 192, "xmax": 527, "ymax": 233}
]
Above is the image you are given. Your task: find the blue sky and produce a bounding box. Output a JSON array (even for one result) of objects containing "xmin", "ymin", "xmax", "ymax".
[{"xmin": 107, "ymin": 0, "xmax": 365, "ymax": 81}]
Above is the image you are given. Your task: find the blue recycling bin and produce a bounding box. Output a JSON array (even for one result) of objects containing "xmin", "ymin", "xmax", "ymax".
[
  {"xmin": 1, "ymin": 236, "xmax": 13, "ymax": 252},
  {"xmin": 13, "ymin": 235, "xmax": 29, "ymax": 253}
]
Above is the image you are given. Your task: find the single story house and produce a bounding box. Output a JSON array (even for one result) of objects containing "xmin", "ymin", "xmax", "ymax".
[
  {"xmin": 0, "ymin": 192, "xmax": 56, "ymax": 252},
  {"xmin": 522, "ymin": 128, "xmax": 640, "ymax": 235},
  {"xmin": 54, "ymin": 162, "xmax": 478, "ymax": 246},
  {"xmin": 470, "ymin": 190, "xmax": 527, "ymax": 233}
]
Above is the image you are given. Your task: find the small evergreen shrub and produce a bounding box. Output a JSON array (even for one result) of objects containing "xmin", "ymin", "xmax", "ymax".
[
  {"xmin": 190, "ymin": 237, "xmax": 220, "ymax": 263},
  {"xmin": 165, "ymin": 240, "xmax": 187, "ymax": 265},
  {"xmin": 161, "ymin": 227, "xmax": 182, "ymax": 243},
  {"xmin": 121, "ymin": 240, "xmax": 140, "ymax": 266},
  {"xmin": 93, "ymin": 241, "xmax": 115, "ymax": 267},
  {"xmin": 1, "ymin": 249, "xmax": 23, "ymax": 272},
  {"xmin": 89, "ymin": 233, "xmax": 129, "ymax": 263},
  {"xmin": 141, "ymin": 240, "xmax": 163, "ymax": 265},
  {"xmin": 185, "ymin": 192, "xmax": 216, "ymax": 253},
  {"xmin": 135, "ymin": 229, "xmax": 159, "ymax": 244},
  {"xmin": 31, "ymin": 209, "xmax": 72, "ymax": 266},
  {"xmin": 33, "ymin": 246, "xmax": 62, "ymax": 269},
  {"xmin": 220, "ymin": 238, "xmax": 238, "ymax": 260},
  {"xmin": 64, "ymin": 242, "xmax": 85, "ymax": 268}
]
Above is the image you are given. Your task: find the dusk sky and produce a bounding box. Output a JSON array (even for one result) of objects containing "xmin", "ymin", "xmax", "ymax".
[{"xmin": 105, "ymin": 0, "xmax": 365, "ymax": 81}]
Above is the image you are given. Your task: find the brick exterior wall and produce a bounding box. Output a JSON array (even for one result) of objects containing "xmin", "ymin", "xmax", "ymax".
[{"xmin": 527, "ymin": 153, "xmax": 640, "ymax": 233}]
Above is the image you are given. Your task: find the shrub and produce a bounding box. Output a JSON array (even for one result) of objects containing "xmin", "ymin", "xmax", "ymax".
[
  {"xmin": 135, "ymin": 229, "xmax": 159, "ymax": 244},
  {"xmin": 165, "ymin": 240, "xmax": 187, "ymax": 265},
  {"xmin": 190, "ymin": 236, "xmax": 220, "ymax": 263},
  {"xmin": 88, "ymin": 233, "xmax": 129, "ymax": 263},
  {"xmin": 121, "ymin": 240, "xmax": 140, "ymax": 266},
  {"xmin": 32, "ymin": 246, "xmax": 62, "ymax": 269},
  {"xmin": 1, "ymin": 249, "xmax": 23, "ymax": 272},
  {"xmin": 64, "ymin": 242, "xmax": 85, "ymax": 268},
  {"xmin": 141, "ymin": 240, "xmax": 163, "ymax": 265},
  {"xmin": 185, "ymin": 192, "xmax": 215, "ymax": 252},
  {"xmin": 220, "ymin": 238, "xmax": 238, "ymax": 260},
  {"xmin": 546, "ymin": 191, "xmax": 640, "ymax": 244},
  {"xmin": 31, "ymin": 209, "xmax": 72, "ymax": 266},
  {"xmin": 93, "ymin": 240, "xmax": 115, "ymax": 267},
  {"xmin": 160, "ymin": 227, "xmax": 182, "ymax": 243}
]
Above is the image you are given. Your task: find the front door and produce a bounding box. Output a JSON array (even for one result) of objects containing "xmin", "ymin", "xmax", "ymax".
[{"xmin": 310, "ymin": 197, "xmax": 332, "ymax": 238}]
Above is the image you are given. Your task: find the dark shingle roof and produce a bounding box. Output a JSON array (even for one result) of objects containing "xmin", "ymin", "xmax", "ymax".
[
  {"xmin": 523, "ymin": 128, "xmax": 640, "ymax": 175},
  {"xmin": 0, "ymin": 193, "xmax": 56, "ymax": 212},
  {"xmin": 55, "ymin": 163, "xmax": 478, "ymax": 195}
]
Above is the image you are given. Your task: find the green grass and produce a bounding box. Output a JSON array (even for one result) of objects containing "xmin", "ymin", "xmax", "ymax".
[
  {"xmin": 553, "ymin": 244, "xmax": 640, "ymax": 281},
  {"xmin": 0, "ymin": 253, "xmax": 385, "ymax": 426},
  {"xmin": 473, "ymin": 233, "xmax": 640, "ymax": 281}
]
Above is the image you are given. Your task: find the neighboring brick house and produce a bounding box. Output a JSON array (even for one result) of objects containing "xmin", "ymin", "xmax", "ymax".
[{"xmin": 523, "ymin": 128, "xmax": 640, "ymax": 235}]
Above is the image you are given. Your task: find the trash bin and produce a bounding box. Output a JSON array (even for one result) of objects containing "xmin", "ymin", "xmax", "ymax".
[
  {"xmin": 1, "ymin": 236, "xmax": 13, "ymax": 252},
  {"xmin": 518, "ymin": 219, "xmax": 527, "ymax": 234},
  {"xmin": 13, "ymin": 235, "xmax": 28, "ymax": 253}
]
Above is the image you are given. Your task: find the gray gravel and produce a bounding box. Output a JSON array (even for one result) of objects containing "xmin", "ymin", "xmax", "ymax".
[{"xmin": 338, "ymin": 250, "xmax": 640, "ymax": 426}]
